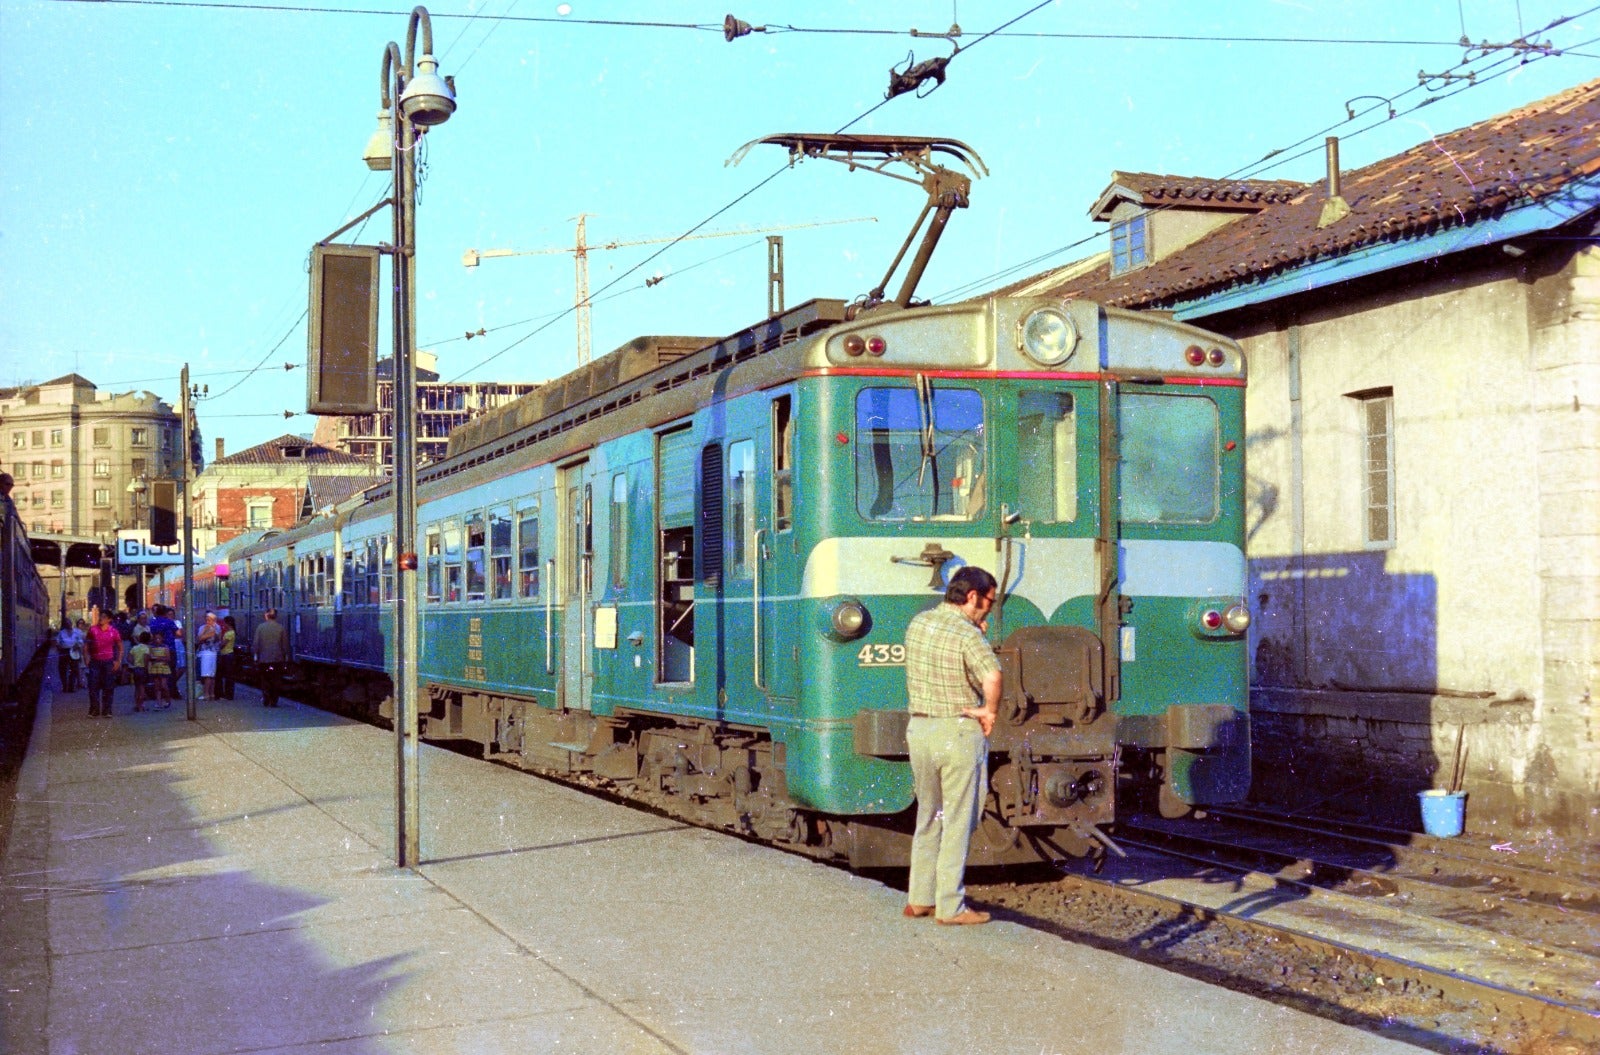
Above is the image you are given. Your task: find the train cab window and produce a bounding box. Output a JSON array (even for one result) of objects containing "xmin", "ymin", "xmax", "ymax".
[
  {"xmin": 465, "ymin": 513, "xmax": 487, "ymax": 601},
  {"xmin": 772, "ymin": 395, "xmax": 794, "ymax": 533},
  {"xmin": 855, "ymin": 386, "xmax": 986, "ymax": 522},
  {"xmin": 609, "ymin": 474, "xmax": 628, "ymax": 590},
  {"xmin": 489, "ymin": 505, "xmax": 512, "ymax": 600},
  {"xmin": 425, "ymin": 526, "xmax": 443, "ymax": 602},
  {"xmin": 443, "ymin": 520, "xmax": 463, "ymax": 601},
  {"xmin": 517, "ymin": 499, "xmax": 541, "ymax": 598},
  {"xmin": 1017, "ymin": 391, "xmax": 1078, "ymax": 523},
  {"xmin": 727, "ymin": 440, "xmax": 756, "ymax": 581},
  {"xmin": 1119, "ymin": 392, "xmax": 1220, "ymax": 524}
]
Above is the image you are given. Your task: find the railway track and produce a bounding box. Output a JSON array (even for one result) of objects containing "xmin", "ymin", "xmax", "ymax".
[{"xmin": 973, "ymin": 810, "xmax": 1600, "ymax": 1055}]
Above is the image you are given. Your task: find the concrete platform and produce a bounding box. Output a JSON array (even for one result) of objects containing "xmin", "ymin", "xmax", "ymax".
[{"xmin": 1, "ymin": 677, "xmax": 1428, "ymax": 1055}]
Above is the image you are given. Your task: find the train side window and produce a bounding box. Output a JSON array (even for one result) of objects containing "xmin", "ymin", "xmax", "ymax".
[
  {"xmin": 381, "ymin": 534, "xmax": 395, "ymax": 602},
  {"xmin": 365, "ymin": 538, "xmax": 381, "ymax": 603},
  {"xmin": 465, "ymin": 512, "xmax": 487, "ymax": 601},
  {"xmin": 1017, "ymin": 391, "xmax": 1078, "ymax": 523},
  {"xmin": 517, "ymin": 499, "xmax": 541, "ymax": 598},
  {"xmin": 343, "ymin": 546, "xmax": 357, "ymax": 607},
  {"xmin": 772, "ymin": 395, "xmax": 793, "ymax": 533},
  {"xmin": 443, "ymin": 519, "xmax": 463, "ymax": 602},
  {"xmin": 609, "ymin": 473, "xmax": 628, "ymax": 590},
  {"xmin": 489, "ymin": 505, "xmax": 512, "ymax": 600},
  {"xmin": 855, "ymin": 386, "xmax": 986, "ymax": 522},
  {"xmin": 727, "ymin": 440, "xmax": 755, "ymax": 581},
  {"xmin": 425, "ymin": 526, "xmax": 442, "ymax": 602}
]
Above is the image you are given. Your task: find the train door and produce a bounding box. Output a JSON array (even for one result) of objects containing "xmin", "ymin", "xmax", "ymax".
[
  {"xmin": 655, "ymin": 426, "xmax": 696, "ymax": 683},
  {"xmin": 560, "ymin": 459, "xmax": 593, "ymax": 711},
  {"xmin": 757, "ymin": 392, "xmax": 798, "ymax": 700}
]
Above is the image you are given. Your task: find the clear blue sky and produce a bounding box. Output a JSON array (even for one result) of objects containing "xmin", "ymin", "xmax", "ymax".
[{"xmin": 3, "ymin": 0, "xmax": 1596, "ymax": 456}]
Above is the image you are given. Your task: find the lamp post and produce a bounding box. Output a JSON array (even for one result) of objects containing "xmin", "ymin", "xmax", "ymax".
[
  {"xmin": 368, "ymin": 6, "xmax": 455, "ymax": 868},
  {"xmin": 126, "ymin": 476, "xmax": 148, "ymax": 610}
]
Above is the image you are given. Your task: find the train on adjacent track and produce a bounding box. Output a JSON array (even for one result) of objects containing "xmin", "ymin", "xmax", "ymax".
[
  {"xmin": 154, "ymin": 135, "xmax": 1252, "ymax": 867},
  {"xmin": 154, "ymin": 289, "xmax": 1252, "ymax": 867},
  {"xmin": 2, "ymin": 495, "xmax": 52, "ymax": 703}
]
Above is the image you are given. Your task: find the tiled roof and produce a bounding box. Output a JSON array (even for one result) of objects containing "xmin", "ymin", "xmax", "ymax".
[
  {"xmin": 1039, "ymin": 77, "xmax": 1600, "ymax": 311},
  {"xmin": 303, "ymin": 475, "xmax": 380, "ymax": 512},
  {"xmin": 1090, "ymin": 172, "xmax": 1305, "ymax": 219},
  {"xmin": 39, "ymin": 373, "xmax": 97, "ymax": 388},
  {"xmin": 212, "ymin": 434, "xmax": 370, "ymax": 466}
]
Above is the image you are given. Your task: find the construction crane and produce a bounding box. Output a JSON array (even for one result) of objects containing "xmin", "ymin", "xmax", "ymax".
[{"xmin": 463, "ymin": 214, "xmax": 876, "ymax": 365}]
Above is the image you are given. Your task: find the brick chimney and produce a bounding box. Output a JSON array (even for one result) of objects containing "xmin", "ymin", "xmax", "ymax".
[{"xmin": 215, "ymin": 438, "xmax": 225, "ymax": 461}]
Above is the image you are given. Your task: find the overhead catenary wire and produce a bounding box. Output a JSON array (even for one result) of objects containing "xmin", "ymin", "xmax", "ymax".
[{"xmin": 447, "ymin": 0, "xmax": 1057, "ymax": 382}]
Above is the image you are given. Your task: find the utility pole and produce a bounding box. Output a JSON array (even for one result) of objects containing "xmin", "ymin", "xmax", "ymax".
[{"xmin": 181, "ymin": 365, "xmax": 197, "ymax": 722}]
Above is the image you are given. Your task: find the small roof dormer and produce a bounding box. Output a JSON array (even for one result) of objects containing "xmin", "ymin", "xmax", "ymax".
[{"xmin": 1091, "ymin": 171, "xmax": 1305, "ymax": 276}]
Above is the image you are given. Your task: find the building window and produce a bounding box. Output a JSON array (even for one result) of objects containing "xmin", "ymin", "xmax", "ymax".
[
  {"xmin": 1110, "ymin": 213, "xmax": 1149, "ymax": 276},
  {"xmin": 131, "ymin": 427, "xmax": 149, "ymax": 446},
  {"xmin": 93, "ymin": 427, "xmax": 111, "ymax": 446},
  {"xmin": 1354, "ymin": 389, "xmax": 1395, "ymax": 547},
  {"xmin": 30, "ymin": 430, "xmax": 44, "ymax": 447},
  {"xmin": 247, "ymin": 500, "xmax": 273, "ymax": 528},
  {"xmin": 93, "ymin": 459, "xmax": 111, "ymax": 477},
  {"xmin": 10, "ymin": 433, "xmax": 22, "ymax": 449},
  {"xmin": 93, "ymin": 518, "xmax": 111, "ymax": 534},
  {"xmin": 50, "ymin": 490, "xmax": 63, "ymax": 508},
  {"xmin": 131, "ymin": 458, "xmax": 146, "ymax": 477},
  {"xmin": 31, "ymin": 462, "xmax": 44, "ymax": 478},
  {"xmin": 50, "ymin": 460, "xmax": 63, "ymax": 478},
  {"xmin": 50, "ymin": 428, "xmax": 63, "ymax": 446},
  {"xmin": 30, "ymin": 492, "xmax": 43, "ymax": 507},
  {"xmin": 94, "ymin": 488, "xmax": 111, "ymax": 507}
]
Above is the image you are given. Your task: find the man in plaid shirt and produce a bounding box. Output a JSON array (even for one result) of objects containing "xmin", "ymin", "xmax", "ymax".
[{"xmin": 902, "ymin": 566, "xmax": 1001, "ymax": 925}]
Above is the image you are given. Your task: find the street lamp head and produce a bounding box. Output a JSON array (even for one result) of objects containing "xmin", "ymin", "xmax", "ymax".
[
  {"xmin": 400, "ymin": 55, "xmax": 455, "ymax": 126},
  {"xmin": 363, "ymin": 108, "xmax": 395, "ymax": 171}
]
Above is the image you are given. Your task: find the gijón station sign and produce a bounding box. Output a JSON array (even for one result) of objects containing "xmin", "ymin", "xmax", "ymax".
[{"xmin": 116, "ymin": 530, "xmax": 184, "ymax": 567}]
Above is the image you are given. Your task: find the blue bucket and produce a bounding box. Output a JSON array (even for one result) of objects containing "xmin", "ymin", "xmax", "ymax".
[{"xmin": 1419, "ymin": 790, "xmax": 1466, "ymax": 837}]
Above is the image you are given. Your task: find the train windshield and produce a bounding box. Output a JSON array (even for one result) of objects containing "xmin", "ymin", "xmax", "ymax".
[
  {"xmin": 855, "ymin": 385, "xmax": 985, "ymax": 521},
  {"xmin": 1119, "ymin": 392, "xmax": 1219, "ymax": 523}
]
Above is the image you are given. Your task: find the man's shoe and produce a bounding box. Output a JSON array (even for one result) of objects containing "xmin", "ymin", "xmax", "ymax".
[
  {"xmin": 903, "ymin": 903, "xmax": 935, "ymax": 918},
  {"xmin": 936, "ymin": 909, "xmax": 991, "ymax": 926}
]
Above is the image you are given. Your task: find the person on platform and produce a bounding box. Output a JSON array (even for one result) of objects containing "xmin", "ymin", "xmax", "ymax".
[
  {"xmin": 55, "ymin": 618, "xmax": 84, "ymax": 693},
  {"xmin": 128, "ymin": 632, "xmax": 151, "ymax": 711},
  {"xmin": 251, "ymin": 608, "xmax": 291, "ymax": 707},
  {"xmin": 147, "ymin": 630, "xmax": 173, "ymax": 708},
  {"xmin": 196, "ymin": 611, "xmax": 221, "ymax": 700},
  {"xmin": 901, "ymin": 566, "xmax": 1002, "ymax": 926},
  {"xmin": 83, "ymin": 609, "xmax": 125, "ymax": 718},
  {"xmin": 217, "ymin": 615, "xmax": 238, "ymax": 700}
]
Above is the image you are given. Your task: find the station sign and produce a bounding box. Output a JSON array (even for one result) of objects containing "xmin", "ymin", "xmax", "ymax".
[{"xmin": 117, "ymin": 530, "xmax": 185, "ymax": 567}]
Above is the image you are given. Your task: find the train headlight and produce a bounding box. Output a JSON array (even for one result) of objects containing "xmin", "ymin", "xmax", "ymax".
[
  {"xmin": 1019, "ymin": 307, "xmax": 1079, "ymax": 366},
  {"xmin": 1223, "ymin": 604, "xmax": 1251, "ymax": 633},
  {"xmin": 819, "ymin": 597, "xmax": 871, "ymax": 641}
]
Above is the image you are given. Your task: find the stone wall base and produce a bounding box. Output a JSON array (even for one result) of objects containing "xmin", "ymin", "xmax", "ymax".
[{"xmin": 1248, "ymin": 687, "xmax": 1594, "ymax": 857}]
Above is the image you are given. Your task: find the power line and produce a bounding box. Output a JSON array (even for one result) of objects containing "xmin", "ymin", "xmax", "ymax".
[
  {"xmin": 49, "ymin": 0, "xmax": 1475, "ymax": 48},
  {"xmin": 934, "ymin": 9, "xmax": 1600, "ymax": 303}
]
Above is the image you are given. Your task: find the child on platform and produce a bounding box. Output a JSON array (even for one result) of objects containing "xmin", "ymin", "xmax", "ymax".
[
  {"xmin": 147, "ymin": 630, "xmax": 174, "ymax": 709},
  {"xmin": 128, "ymin": 632, "xmax": 152, "ymax": 711}
]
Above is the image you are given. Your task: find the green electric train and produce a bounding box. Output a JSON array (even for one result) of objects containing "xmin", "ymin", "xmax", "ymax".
[{"xmin": 189, "ymin": 291, "xmax": 1251, "ymax": 868}]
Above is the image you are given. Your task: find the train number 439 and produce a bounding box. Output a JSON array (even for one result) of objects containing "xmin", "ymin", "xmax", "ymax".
[{"xmin": 857, "ymin": 642, "xmax": 906, "ymax": 666}]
